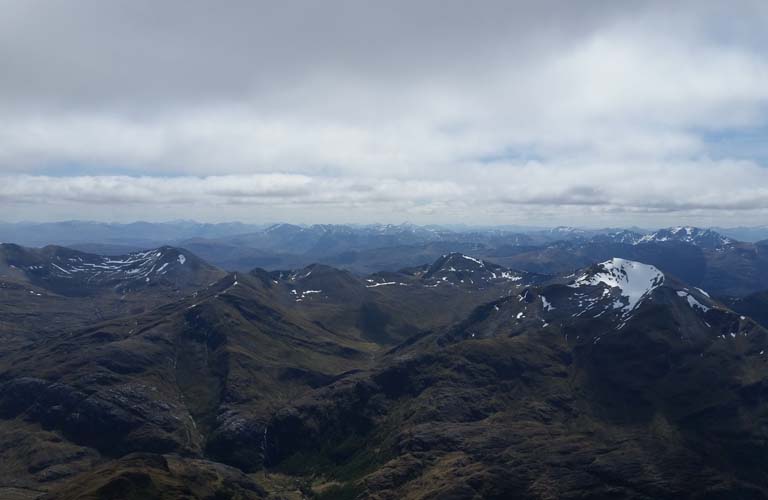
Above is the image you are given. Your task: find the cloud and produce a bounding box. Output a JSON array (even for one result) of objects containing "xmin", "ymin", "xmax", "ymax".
[
  {"xmin": 0, "ymin": 174, "xmax": 467, "ymax": 207},
  {"xmin": 0, "ymin": 1, "xmax": 767, "ymax": 224},
  {"xmin": 4, "ymin": 158, "xmax": 768, "ymax": 224}
]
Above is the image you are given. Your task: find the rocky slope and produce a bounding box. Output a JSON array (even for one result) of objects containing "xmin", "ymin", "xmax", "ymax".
[
  {"xmin": 0, "ymin": 244, "xmax": 226, "ymax": 356},
  {"xmin": 262, "ymin": 258, "xmax": 768, "ymax": 499}
]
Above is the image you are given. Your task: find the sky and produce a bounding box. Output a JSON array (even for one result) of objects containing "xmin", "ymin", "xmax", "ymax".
[{"xmin": 1, "ymin": 0, "xmax": 768, "ymax": 227}]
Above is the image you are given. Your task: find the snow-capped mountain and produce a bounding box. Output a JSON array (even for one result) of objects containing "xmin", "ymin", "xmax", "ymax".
[
  {"xmin": 581, "ymin": 226, "xmax": 732, "ymax": 248},
  {"xmin": 568, "ymin": 258, "xmax": 665, "ymax": 319},
  {"xmin": 637, "ymin": 226, "xmax": 732, "ymax": 248},
  {"xmin": 441, "ymin": 256, "xmax": 754, "ymax": 344},
  {"xmin": 0, "ymin": 243, "xmax": 222, "ymax": 294},
  {"xmin": 553, "ymin": 257, "xmax": 726, "ymax": 332}
]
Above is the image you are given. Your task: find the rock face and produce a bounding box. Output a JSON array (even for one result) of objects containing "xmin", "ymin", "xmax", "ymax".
[{"xmin": 2, "ymin": 250, "xmax": 768, "ymax": 498}]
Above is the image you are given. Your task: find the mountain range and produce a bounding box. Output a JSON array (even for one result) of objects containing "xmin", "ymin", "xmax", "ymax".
[
  {"xmin": 5, "ymin": 222, "xmax": 768, "ymax": 297},
  {"xmin": 3, "ymin": 227, "xmax": 768, "ymax": 498}
]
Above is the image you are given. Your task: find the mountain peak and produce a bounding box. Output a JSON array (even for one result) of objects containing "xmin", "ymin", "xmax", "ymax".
[
  {"xmin": 425, "ymin": 253, "xmax": 487, "ymax": 277},
  {"xmin": 264, "ymin": 223, "xmax": 304, "ymax": 234},
  {"xmin": 421, "ymin": 253, "xmax": 524, "ymax": 287},
  {"xmin": 570, "ymin": 258, "xmax": 664, "ymax": 315}
]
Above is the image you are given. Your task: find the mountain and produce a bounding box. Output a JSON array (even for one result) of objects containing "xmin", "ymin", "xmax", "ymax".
[
  {"xmin": 490, "ymin": 228, "xmax": 768, "ymax": 297},
  {"xmin": 637, "ymin": 226, "xmax": 733, "ymax": 248},
  {"xmin": 441, "ymin": 257, "xmax": 727, "ymax": 340},
  {"xmin": 419, "ymin": 253, "xmax": 527, "ymax": 286},
  {"xmin": 0, "ymin": 244, "xmax": 226, "ymax": 355},
  {"xmin": 250, "ymin": 254, "xmax": 538, "ymax": 346},
  {"xmin": 0, "ymin": 270, "xmax": 375, "ymax": 497},
  {"xmin": 0, "ymin": 244, "xmax": 222, "ymax": 296},
  {"xmin": 263, "ymin": 258, "xmax": 768, "ymax": 498}
]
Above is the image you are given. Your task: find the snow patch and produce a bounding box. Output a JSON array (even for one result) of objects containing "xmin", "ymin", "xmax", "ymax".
[
  {"xmin": 695, "ymin": 287, "xmax": 710, "ymax": 298},
  {"xmin": 295, "ymin": 289, "xmax": 323, "ymax": 301},
  {"xmin": 541, "ymin": 295, "xmax": 554, "ymax": 311},
  {"xmin": 676, "ymin": 290, "xmax": 710, "ymax": 312},
  {"xmin": 460, "ymin": 255, "xmax": 484, "ymax": 266},
  {"xmin": 570, "ymin": 258, "xmax": 664, "ymax": 315},
  {"xmin": 366, "ymin": 281, "xmax": 397, "ymax": 288}
]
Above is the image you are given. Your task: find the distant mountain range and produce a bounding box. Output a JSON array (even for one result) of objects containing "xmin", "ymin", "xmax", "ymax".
[
  {"xmin": 4, "ymin": 222, "xmax": 768, "ymax": 300},
  {"xmin": 0, "ymin": 220, "xmax": 764, "ymax": 264},
  {"xmin": 3, "ymin": 220, "xmax": 768, "ymax": 248}
]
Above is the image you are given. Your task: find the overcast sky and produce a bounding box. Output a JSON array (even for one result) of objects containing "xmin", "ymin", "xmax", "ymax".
[{"xmin": 1, "ymin": 0, "xmax": 768, "ymax": 226}]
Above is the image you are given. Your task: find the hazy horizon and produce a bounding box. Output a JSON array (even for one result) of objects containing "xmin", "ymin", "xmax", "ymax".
[{"xmin": 2, "ymin": 218, "xmax": 767, "ymax": 233}]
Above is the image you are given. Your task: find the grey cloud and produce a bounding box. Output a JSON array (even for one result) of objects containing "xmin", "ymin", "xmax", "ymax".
[
  {"xmin": 3, "ymin": 0, "xmax": 765, "ymax": 114},
  {"xmin": 4, "ymin": 159, "xmax": 768, "ymax": 216},
  {"xmin": 0, "ymin": 0, "xmax": 631, "ymax": 112},
  {"xmin": 1, "ymin": 1, "xmax": 768, "ymax": 225}
]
